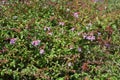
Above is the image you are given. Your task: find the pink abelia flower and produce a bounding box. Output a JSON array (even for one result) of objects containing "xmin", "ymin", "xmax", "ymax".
[
  {"xmin": 31, "ymin": 40, "xmax": 41, "ymax": 46},
  {"xmin": 86, "ymin": 35, "xmax": 95, "ymax": 41},
  {"xmin": 39, "ymin": 49, "xmax": 45, "ymax": 54},
  {"xmin": 71, "ymin": 27, "xmax": 75, "ymax": 31},
  {"xmin": 73, "ymin": 12, "xmax": 79, "ymax": 18},
  {"xmin": 59, "ymin": 22, "xmax": 65, "ymax": 26},
  {"xmin": 10, "ymin": 38, "xmax": 17, "ymax": 44}
]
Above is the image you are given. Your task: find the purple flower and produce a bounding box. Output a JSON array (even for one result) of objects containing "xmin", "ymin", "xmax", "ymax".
[
  {"xmin": 10, "ymin": 38, "xmax": 17, "ymax": 44},
  {"xmin": 86, "ymin": 35, "xmax": 95, "ymax": 41},
  {"xmin": 31, "ymin": 40, "xmax": 41, "ymax": 46},
  {"xmin": 59, "ymin": 22, "xmax": 65, "ymax": 26},
  {"xmin": 105, "ymin": 43, "xmax": 110, "ymax": 48},
  {"xmin": 93, "ymin": 0, "xmax": 103, "ymax": 3},
  {"xmin": 97, "ymin": 32, "xmax": 101, "ymax": 36},
  {"xmin": 73, "ymin": 12, "xmax": 79, "ymax": 18},
  {"xmin": 40, "ymin": 49, "xmax": 45, "ymax": 54}
]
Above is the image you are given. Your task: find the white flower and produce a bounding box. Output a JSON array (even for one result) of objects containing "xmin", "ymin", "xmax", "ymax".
[
  {"xmin": 68, "ymin": 62, "xmax": 72, "ymax": 67},
  {"xmin": 40, "ymin": 49, "xmax": 45, "ymax": 54}
]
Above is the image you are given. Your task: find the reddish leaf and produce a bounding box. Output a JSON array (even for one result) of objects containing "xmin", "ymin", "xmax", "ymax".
[
  {"xmin": 81, "ymin": 62, "xmax": 89, "ymax": 71},
  {"xmin": 105, "ymin": 26, "xmax": 113, "ymax": 34}
]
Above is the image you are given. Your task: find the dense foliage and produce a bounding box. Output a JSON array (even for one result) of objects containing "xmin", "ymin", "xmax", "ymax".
[{"xmin": 0, "ymin": 0, "xmax": 120, "ymax": 80}]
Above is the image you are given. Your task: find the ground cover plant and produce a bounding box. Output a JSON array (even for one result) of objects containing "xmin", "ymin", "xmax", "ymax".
[{"xmin": 0, "ymin": 0, "xmax": 120, "ymax": 80}]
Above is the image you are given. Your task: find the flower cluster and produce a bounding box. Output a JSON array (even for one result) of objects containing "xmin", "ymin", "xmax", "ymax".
[
  {"xmin": 31, "ymin": 40, "xmax": 45, "ymax": 54},
  {"xmin": 83, "ymin": 33, "xmax": 96, "ymax": 41},
  {"xmin": 9, "ymin": 38, "xmax": 45, "ymax": 55},
  {"xmin": 86, "ymin": 35, "xmax": 95, "ymax": 41}
]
